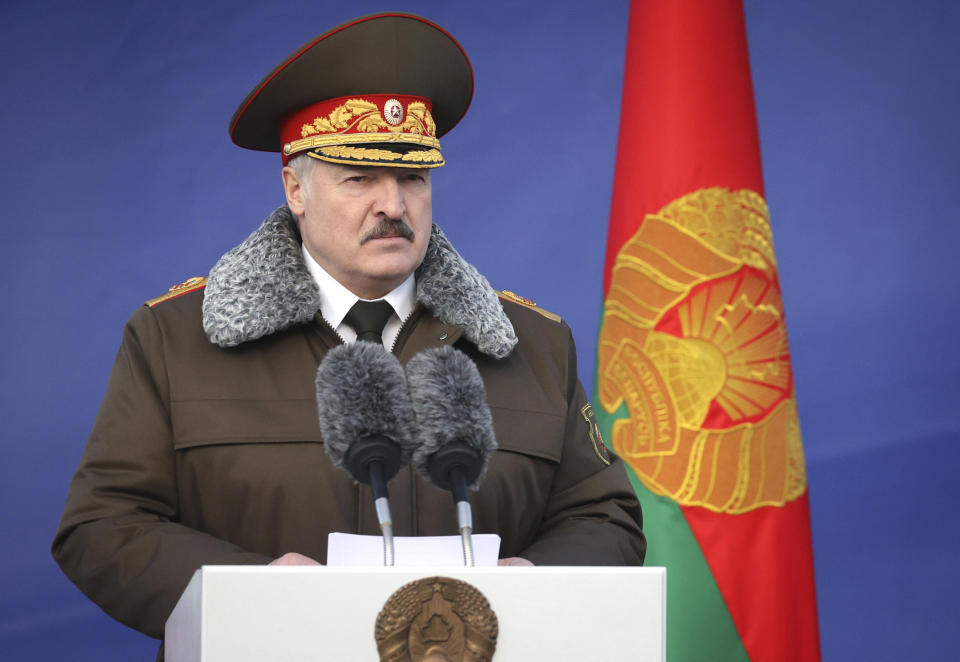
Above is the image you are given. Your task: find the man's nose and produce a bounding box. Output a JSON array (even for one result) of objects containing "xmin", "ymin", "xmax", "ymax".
[{"xmin": 374, "ymin": 177, "xmax": 406, "ymax": 218}]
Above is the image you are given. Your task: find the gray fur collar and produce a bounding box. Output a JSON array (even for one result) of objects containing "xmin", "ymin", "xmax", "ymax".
[{"xmin": 201, "ymin": 206, "xmax": 517, "ymax": 358}]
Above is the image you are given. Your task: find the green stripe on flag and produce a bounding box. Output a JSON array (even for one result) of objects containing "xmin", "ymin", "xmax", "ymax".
[{"xmin": 594, "ymin": 399, "xmax": 749, "ymax": 662}]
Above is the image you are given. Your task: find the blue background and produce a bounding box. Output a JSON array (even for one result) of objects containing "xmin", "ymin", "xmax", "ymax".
[{"xmin": 2, "ymin": 1, "xmax": 958, "ymax": 659}]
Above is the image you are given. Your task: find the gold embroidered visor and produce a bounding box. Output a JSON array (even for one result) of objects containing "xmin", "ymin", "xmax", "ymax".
[{"xmin": 281, "ymin": 94, "xmax": 444, "ymax": 168}]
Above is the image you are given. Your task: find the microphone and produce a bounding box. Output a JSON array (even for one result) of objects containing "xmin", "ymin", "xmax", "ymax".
[
  {"xmin": 315, "ymin": 342, "xmax": 417, "ymax": 566},
  {"xmin": 406, "ymin": 346, "xmax": 497, "ymax": 566}
]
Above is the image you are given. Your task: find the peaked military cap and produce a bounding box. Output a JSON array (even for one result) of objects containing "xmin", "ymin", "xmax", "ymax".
[{"xmin": 229, "ymin": 13, "xmax": 473, "ymax": 168}]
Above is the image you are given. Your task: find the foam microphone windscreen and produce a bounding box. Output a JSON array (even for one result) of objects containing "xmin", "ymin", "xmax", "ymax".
[
  {"xmin": 405, "ymin": 345, "xmax": 497, "ymax": 489},
  {"xmin": 315, "ymin": 342, "xmax": 417, "ymax": 473}
]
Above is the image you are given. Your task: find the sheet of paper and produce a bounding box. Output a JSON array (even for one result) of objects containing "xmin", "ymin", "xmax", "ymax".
[{"xmin": 326, "ymin": 533, "xmax": 501, "ymax": 567}]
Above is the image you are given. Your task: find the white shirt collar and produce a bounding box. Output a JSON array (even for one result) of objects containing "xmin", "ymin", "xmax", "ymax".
[{"xmin": 301, "ymin": 244, "xmax": 416, "ymax": 348}]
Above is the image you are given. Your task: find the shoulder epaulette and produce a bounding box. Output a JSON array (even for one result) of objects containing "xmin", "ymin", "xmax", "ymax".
[
  {"xmin": 497, "ymin": 289, "xmax": 561, "ymax": 323},
  {"xmin": 145, "ymin": 276, "xmax": 207, "ymax": 307}
]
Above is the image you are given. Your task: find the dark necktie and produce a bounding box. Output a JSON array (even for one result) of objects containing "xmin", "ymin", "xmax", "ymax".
[{"xmin": 343, "ymin": 299, "xmax": 395, "ymax": 345}]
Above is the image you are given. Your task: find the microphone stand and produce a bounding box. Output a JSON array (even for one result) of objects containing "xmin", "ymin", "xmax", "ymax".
[
  {"xmin": 450, "ymin": 467, "xmax": 475, "ymax": 566},
  {"xmin": 369, "ymin": 461, "xmax": 395, "ymax": 566},
  {"xmin": 346, "ymin": 436, "xmax": 402, "ymax": 567},
  {"xmin": 427, "ymin": 443, "xmax": 482, "ymax": 567}
]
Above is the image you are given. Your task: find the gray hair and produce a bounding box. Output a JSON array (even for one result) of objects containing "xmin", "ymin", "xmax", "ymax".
[{"xmin": 287, "ymin": 153, "xmax": 317, "ymax": 199}]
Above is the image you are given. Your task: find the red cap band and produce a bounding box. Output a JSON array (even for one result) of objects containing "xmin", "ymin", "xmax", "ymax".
[{"xmin": 280, "ymin": 94, "xmax": 440, "ymax": 164}]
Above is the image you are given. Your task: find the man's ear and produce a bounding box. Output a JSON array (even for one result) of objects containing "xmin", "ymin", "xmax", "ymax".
[{"xmin": 281, "ymin": 166, "xmax": 306, "ymax": 216}]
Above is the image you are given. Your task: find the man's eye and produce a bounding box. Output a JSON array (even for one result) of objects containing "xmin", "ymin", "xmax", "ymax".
[{"xmin": 346, "ymin": 175, "xmax": 368, "ymax": 183}]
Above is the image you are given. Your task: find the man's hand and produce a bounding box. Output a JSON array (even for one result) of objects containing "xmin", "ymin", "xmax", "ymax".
[
  {"xmin": 497, "ymin": 557, "xmax": 534, "ymax": 566},
  {"xmin": 269, "ymin": 552, "xmax": 321, "ymax": 566}
]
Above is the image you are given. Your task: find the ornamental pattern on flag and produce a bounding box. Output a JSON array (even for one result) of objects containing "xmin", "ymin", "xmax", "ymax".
[{"xmin": 597, "ymin": 187, "xmax": 807, "ymax": 514}]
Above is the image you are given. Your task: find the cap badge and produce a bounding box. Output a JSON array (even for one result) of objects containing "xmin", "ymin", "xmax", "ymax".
[{"xmin": 384, "ymin": 98, "xmax": 404, "ymax": 126}]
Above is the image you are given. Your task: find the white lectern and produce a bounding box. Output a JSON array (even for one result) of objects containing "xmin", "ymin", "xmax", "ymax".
[{"xmin": 166, "ymin": 566, "xmax": 665, "ymax": 661}]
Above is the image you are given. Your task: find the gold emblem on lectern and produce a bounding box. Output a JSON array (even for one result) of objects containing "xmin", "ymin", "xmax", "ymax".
[{"xmin": 376, "ymin": 577, "xmax": 499, "ymax": 662}]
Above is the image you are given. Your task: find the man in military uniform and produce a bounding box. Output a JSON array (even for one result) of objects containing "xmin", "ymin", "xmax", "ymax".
[{"xmin": 53, "ymin": 13, "xmax": 645, "ymax": 646}]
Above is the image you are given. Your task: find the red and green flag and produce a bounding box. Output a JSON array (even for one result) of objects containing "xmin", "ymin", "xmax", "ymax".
[{"xmin": 595, "ymin": 1, "xmax": 821, "ymax": 660}]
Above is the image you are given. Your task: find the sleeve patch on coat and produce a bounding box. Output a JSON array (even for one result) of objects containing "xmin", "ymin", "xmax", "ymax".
[{"xmin": 580, "ymin": 403, "xmax": 611, "ymax": 465}]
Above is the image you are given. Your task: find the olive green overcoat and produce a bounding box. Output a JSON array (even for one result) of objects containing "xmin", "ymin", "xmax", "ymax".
[{"xmin": 52, "ymin": 208, "xmax": 645, "ymax": 639}]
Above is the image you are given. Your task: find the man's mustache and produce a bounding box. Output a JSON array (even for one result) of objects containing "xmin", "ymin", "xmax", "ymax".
[{"xmin": 361, "ymin": 218, "xmax": 415, "ymax": 244}]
